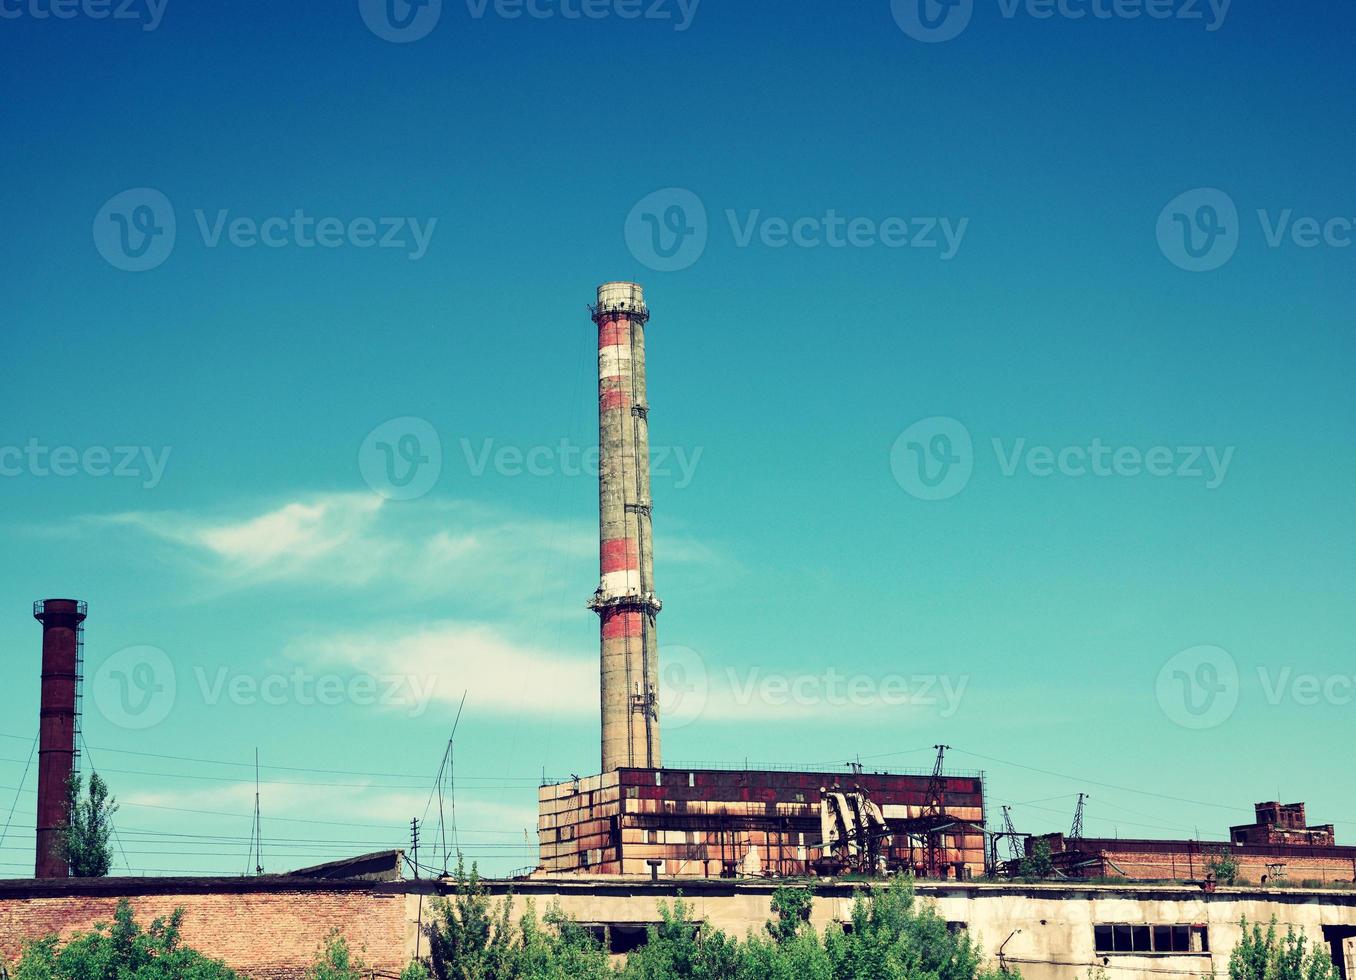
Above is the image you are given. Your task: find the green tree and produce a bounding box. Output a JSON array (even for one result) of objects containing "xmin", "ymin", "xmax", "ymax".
[
  {"xmin": 766, "ymin": 885, "xmax": 815, "ymax": 944},
  {"xmin": 620, "ymin": 898, "xmax": 739, "ymax": 980},
  {"xmin": 1207, "ymin": 848, "xmax": 1240, "ymax": 886},
  {"xmin": 823, "ymin": 877, "xmax": 1007, "ymax": 980},
  {"xmin": 517, "ymin": 904, "xmax": 613, "ymax": 980},
  {"xmin": 12, "ymin": 898, "xmax": 239, "ymax": 979},
  {"xmin": 422, "ymin": 859, "xmax": 520, "ymax": 980},
  {"xmin": 306, "ymin": 930, "xmax": 367, "ymax": 980},
  {"xmin": 1227, "ymin": 918, "xmax": 1340, "ymax": 980},
  {"xmin": 1017, "ymin": 840, "xmax": 1053, "ymax": 882},
  {"xmin": 57, "ymin": 771, "xmax": 118, "ymax": 878}
]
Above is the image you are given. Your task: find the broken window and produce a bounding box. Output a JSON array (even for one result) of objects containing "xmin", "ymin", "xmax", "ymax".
[{"xmin": 1095, "ymin": 924, "xmax": 1210, "ymax": 954}]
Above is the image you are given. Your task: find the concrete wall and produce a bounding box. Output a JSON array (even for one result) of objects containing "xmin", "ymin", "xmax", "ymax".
[{"xmin": 486, "ymin": 878, "xmax": 1356, "ymax": 980}]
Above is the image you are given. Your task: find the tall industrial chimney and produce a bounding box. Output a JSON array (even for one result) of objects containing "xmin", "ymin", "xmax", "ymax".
[
  {"xmin": 32, "ymin": 598, "xmax": 85, "ymax": 878},
  {"xmin": 589, "ymin": 282, "xmax": 662, "ymax": 773}
]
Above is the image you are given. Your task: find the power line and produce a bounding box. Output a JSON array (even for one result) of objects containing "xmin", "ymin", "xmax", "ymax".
[
  {"xmin": 0, "ymin": 733, "xmax": 542, "ymax": 783},
  {"xmin": 0, "ymin": 734, "xmax": 36, "ymax": 857},
  {"xmin": 950, "ymin": 747, "xmax": 1338, "ymax": 820}
]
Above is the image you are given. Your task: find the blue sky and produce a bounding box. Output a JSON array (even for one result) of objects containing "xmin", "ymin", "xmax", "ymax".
[{"xmin": 1, "ymin": 0, "xmax": 1353, "ymax": 877}]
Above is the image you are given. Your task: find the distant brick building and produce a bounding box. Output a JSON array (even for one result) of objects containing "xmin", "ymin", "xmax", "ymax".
[
  {"xmin": 1232, "ymin": 802, "xmax": 1336, "ymax": 847},
  {"xmin": 538, "ymin": 766, "xmax": 987, "ymax": 880},
  {"xmin": 1026, "ymin": 802, "xmax": 1356, "ymax": 886}
]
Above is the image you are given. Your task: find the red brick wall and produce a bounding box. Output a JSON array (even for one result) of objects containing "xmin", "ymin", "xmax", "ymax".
[
  {"xmin": 0, "ymin": 887, "xmax": 411, "ymax": 979},
  {"xmin": 1096, "ymin": 848, "xmax": 1356, "ymax": 884}
]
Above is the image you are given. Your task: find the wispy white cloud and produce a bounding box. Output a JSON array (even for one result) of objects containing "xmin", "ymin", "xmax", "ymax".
[
  {"xmin": 92, "ymin": 494, "xmax": 597, "ymax": 599},
  {"xmin": 284, "ymin": 621, "xmax": 596, "ymax": 719}
]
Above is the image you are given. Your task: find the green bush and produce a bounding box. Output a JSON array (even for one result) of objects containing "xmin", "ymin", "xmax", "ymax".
[
  {"xmin": 412, "ymin": 867, "xmax": 1013, "ymax": 980},
  {"xmin": 1206, "ymin": 848, "xmax": 1239, "ymax": 886},
  {"xmin": 306, "ymin": 930, "xmax": 368, "ymax": 980},
  {"xmin": 11, "ymin": 898, "xmax": 239, "ymax": 979},
  {"xmin": 1016, "ymin": 840, "xmax": 1053, "ymax": 882},
  {"xmin": 1227, "ymin": 917, "xmax": 1340, "ymax": 980}
]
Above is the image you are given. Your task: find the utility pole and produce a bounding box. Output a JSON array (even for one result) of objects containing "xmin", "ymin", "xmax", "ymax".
[
  {"xmin": 410, "ymin": 818, "xmax": 421, "ymax": 880},
  {"xmin": 252, "ymin": 749, "xmax": 263, "ymax": 876}
]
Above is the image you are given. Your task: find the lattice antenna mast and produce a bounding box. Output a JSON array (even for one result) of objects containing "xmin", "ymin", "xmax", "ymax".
[
  {"xmin": 1070, "ymin": 793, "xmax": 1088, "ymax": 841},
  {"xmin": 924, "ymin": 744, "xmax": 951, "ymax": 816},
  {"xmin": 1002, "ymin": 805, "xmax": 1022, "ymax": 861}
]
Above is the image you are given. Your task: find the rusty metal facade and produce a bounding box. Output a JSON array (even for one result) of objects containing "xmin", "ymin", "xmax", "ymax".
[{"xmin": 539, "ymin": 768, "xmax": 986, "ymax": 879}]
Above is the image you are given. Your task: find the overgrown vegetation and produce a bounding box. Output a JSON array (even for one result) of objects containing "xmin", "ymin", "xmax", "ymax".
[
  {"xmin": 415, "ymin": 862, "xmax": 1012, "ymax": 980},
  {"xmin": 1016, "ymin": 839, "xmax": 1053, "ymax": 881},
  {"xmin": 7, "ymin": 883, "xmax": 1350, "ymax": 980},
  {"xmin": 57, "ymin": 771, "xmax": 117, "ymax": 878},
  {"xmin": 11, "ymin": 898, "xmax": 238, "ymax": 979},
  {"xmin": 1226, "ymin": 917, "xmax": 1340, "ymax": 980},
  {"xmin": 1207, "ymin": 847, "xmax": 1240, "ymax": 885}
]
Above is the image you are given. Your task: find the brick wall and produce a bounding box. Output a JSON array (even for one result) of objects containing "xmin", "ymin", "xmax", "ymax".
[
  {"xmin": 0, "ymin": 881, "xmax": 413, "ymax": 979},
  {"xmin": 1096, "ymin": 847, "xmax": 1356, "ymax": 885}
]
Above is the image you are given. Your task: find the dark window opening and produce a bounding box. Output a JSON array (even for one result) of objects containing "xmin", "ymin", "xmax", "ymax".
[
  {"xmin": 580, "ymin": 924, "xmax": 655, "ymax": 956},
  {"xmin": 1095, "ymin": 924, "xmax": 1210, "ymax": 955}
]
